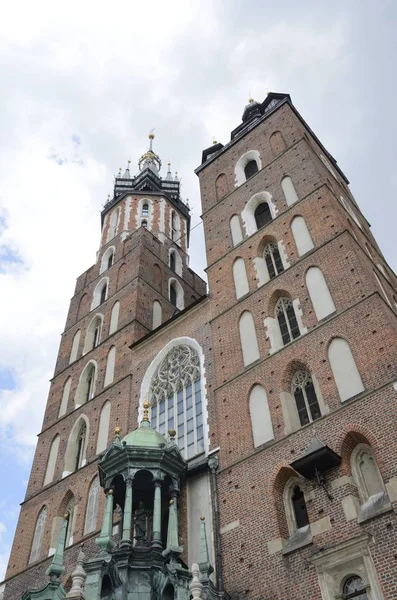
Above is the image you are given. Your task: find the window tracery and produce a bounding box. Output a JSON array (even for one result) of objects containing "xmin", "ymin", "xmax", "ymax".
[
  {"xmin": 149, "ymin": 344, "xmax": 203, "ymax": 459},
  {"xmin": 29, "ymin": 507, "xmax": 47, "ymax": 564},
  {"xmin": 264, "ymin": 243, "xmax": 284, "ymax": 278},
  {"xmin": 275, "ymin": 298, "xmax": 300, "ymax": 345},
  {"xmin": 292, "ymin": 371, "xmax": 321, "ymax": 426},
  {"xmin": 342, "ymin": 575, "xmax": 368, "ymax": 600}
]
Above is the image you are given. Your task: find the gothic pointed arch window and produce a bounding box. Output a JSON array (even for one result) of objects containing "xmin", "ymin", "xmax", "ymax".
[
  {"xmin": 107, "ymin": 251, "xmax": 114, "ymax": 270},
  {"xmin": 275, "ymin": 298, "xmax": 300, "ymax": 345},
  {"xmin": 291, "ymin": 485, "xmax": 309, "ymax": 529},
  {"xmin": 254, "ymin": 203, "xmax": 272, "ymax": 229},
  {"xmin": 264, "ymin": 243, "xmax": 284, "ymax": 279},
  {"xmin": 149, "ymin": 344, "xmax": 204, "ymax": 459},
  {"xmin": 29, "ymin": 506, "xmax": 47, "ymax": 564},
  {"xmin": 142, "ymin": 203, "xmax": 149, "ymax": 217},
  {"xmin": 100, "ymin": 282, "xmax": 107, "ymax": 305},
  {"xmin": 292, "ymin": 371, "xmax": 321, "ymax": 426}
]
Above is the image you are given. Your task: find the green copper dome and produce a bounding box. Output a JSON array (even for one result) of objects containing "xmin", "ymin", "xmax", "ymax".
[{"xmin": 121, "ymin": 420, "xmax": 167, "ymax": 448}]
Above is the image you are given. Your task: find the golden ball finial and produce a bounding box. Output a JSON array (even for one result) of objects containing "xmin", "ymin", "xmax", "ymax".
[
  {"xmin": 248, "ymin": 97, "xmax": 255, "ymax": 103},
  {"xmin": 142, "ymin": 396, "xmax": 150, "ymax": 421},
  {"xmin": 168, "ymin": 429, "xmax": 176, "ymax": 438},
  {"xmin": 64, "ymin": 512, "xmax": 69, "ymax": 520},
  {"xmin": 108, "ymin": 489, "xmax": 114, "ymax": 495},
  {"xmin": 200, "ymin": 516, "xmax": 205, "ymax": 521},
  {"xmin": 148, "ymin": 132, "xmax": 155, "ymax": 140},
  {"xmin": 169, "ymin": 499, "xmax": 174, "ymax": 505},
  {"xmin": 212, "ymin": 138, "xmax": 217, "ymax": 145},
  {"xmin": 115, "ymin": 427, "xmax": 120, "ymax": 435}
]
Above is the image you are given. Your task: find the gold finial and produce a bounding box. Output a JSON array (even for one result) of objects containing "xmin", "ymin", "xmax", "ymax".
[
  {"xmin": 64, "ymin": 512, "xmax": 69, "ymax": 520},
  {"xmin": 212, "ymin": 137, "xmax": 217, "ymax": 145},
  {"xmin": 167, "ymin": 161, "xmax": 171, "ymax": 170},
  {"xmin": 200, "ymin": 516, "xmax": 205, "ymax": 521},
  {"xmin": 169, "ymin": 499, "xmax": 174, "ymax": 505},
  {"xmin": 115, "ymin": 427, "xmax": 120, "ymax": 435},
  {"xmin": 148, "ymin": 130, "xmax": 155, "ymax": 140},
  {"xmin": 248, "ymin": 97, "xmax": 255, "ymax": 103},
  {"xmin": 142, "ymin": 396, "xmax": 150, "ymax": 421},
  {"xmin": 108, "ymin": 489, "xmax": 114, "ymax": 495},
  {"xmin": 168, "ymin": 429, "xmax": 176, "ymax": 438},
  {"xmin": 127, "ymin": 159, "xmax": 131, "ymax": 164}
]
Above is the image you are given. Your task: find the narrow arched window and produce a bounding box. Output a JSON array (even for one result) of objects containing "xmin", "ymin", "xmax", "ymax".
[
  {"xmin": 275, "ymin": 298, "xmax": 300, "ymax": 345},
  {"xmin": 215, "ymin": 173, "xmax": 228, "ymax": 200},
  {"xmin": 59, "ymin": 377, "xmax": 72, "ymax": 417},
  {"xmin": 96, "ymin": 401, "xmax": 111, "ymax": 454},
  {"xmin": 291, "ymin": 485, "xmax": 309, "ymax": 529},
  {"xmin": 282, "ymin": 176, "xmax": 299, "ymax": 206},
  {"xmin": 65, "ymin": 497, "xmax": 75, "ymax": 547},
  {"xmin": 342, "ymin": 576, "xmax": 368, "ymax": 599},
  {"xmin": 86, "ymin": 368, "xmax": 95, "ymax": 403},
  {"xmin": 100, "ymin": 283, "xmax": 107, "ymax": 305},
  {"xmin": 171, "ymin": 211, "xmax": 177, "ymax": 241},
  {"xmin": 141, "ymin": 219, "xmax": 148, "ymax": 228},
  {"xmin": 84, "ymin": 477, "xmax": 100, "ymax": 534},
  {"xmin": 109, "ymin": 301, "xmax": 120, "ymax": 335},
  {"xmin": 170, "ymin": 282, "xmax": 177, "ymax": 306},
  {"xmin": 249, "ymin": 385, "xmax": 274, "ymax": 447},
  {"xmin": 239, "ymin": 311, "xmax": 260, "ymax": 366},
  {"xmin": 69, "ymin": 330, "xmax": 81, "ymax": 364},
  {"xmin": 152, "ymin": 300, "xmax": 162, "ymax": 329},
  {"xmin": 230, "ymin": 215, "xmax": 243, "ymax": 246},
  {"xmin": 264, "ymin": 243, "xmax": 284, "ymax": 279},
  {"xmin": 328, "ymin": 338, "xmax": 364, "ymax": 402},
  {"xmin": 29, "ymin": 507, "xmax": 47, "ymax": 564},
  {"xmin": 170, "ymin": 251, "xmax": 176, "ymax": 272},
  {"xmin": 232, "ymin": 257, "xmax": 249, "ymax": 299},
  {"xmin": 244, "ymin": 160, "xmax": 258, "ymax": 180},
  {"xmin": 291, "ymin": 216, "xmax": 314, "ymax": 256},
  {"xmin": 305, "ymin": 267, "xmax": 335, "ymax": 321},
  {"xmin": 93, "ymin": 323, "xmax": 100, "ymax": 349},
  {"xmin": 292, "ymin": 371, "xmax": 321, "ymax": 426},
  {"xmin": 149, "ymin": 344, "xmax": 204, "ymax": 459},
  {"xmin": 351, "ymin": 444, "xmax": 386, "ymax": 504},
  {"xmin": 44, "ymin": 435, "xmax": 60, "ymax": 485},
  {"xmin": 142, "ymin": 203, "xmax": 149, "ymax": 217},
  {"xmin": 107, "ymin": 251, "xmax": 114, "ymax": 270},
  {"xmin": 104, "ymin": 346, "xmax": 116, "ymax": 387},
  {"xmin": 75, "ymin": 422, "xmax": 87, "ymax": 471},
  {"xmin": 254, "ymin": 203, "xmax": 272, "ymax": 229}
]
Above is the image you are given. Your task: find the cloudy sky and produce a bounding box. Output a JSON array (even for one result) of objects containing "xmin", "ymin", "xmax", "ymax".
[{"xmin": 0, "ymin": 0, "xmax": 396, "ymax": 581}]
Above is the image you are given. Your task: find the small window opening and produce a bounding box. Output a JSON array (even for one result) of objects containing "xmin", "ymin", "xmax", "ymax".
[
  {"xmin": 75, "ymin": 423, "xmax": 86, "ymax": 471},
  {"xmin": 107, "ymin": 252, "xmax": 113, "ymax": 270},
  {"xmin": 254, "ymin": 203, "xmax": 272, "ymax": 229},
  {"xmin": 244, "ymin": 160, "xmax": 259, "ymax": 180},
  {"xmin": 343, "ymin": 576, "xmax": 368, "ymax": 600},
  {"xmin": 170, "ymin": 283, "xmax": 177, "ymax": 306},
  {"xmin": 292, "ymin": 485, "xmax": 309, "ymax": 529},
  {"xmin": 141, "ymin": 219, "xmax": 148, "ymax": 228},
  {"xmin": 292, "ymin": 371, "xmax": 321, "ymax": 426},
  {"xmin": 142, "ymin": 203, "xmax": 149, "ymax": 217},
  {"xmin": 170, "ymin": 252, "xmax": 176, "ymax": 272},
  {"xmin": 100, "ymin": 284, "xmax": 107, "ymax": 305},
  {"xmin": 86, "ymin": 369, "xmax": 95, "ymax": 403}
]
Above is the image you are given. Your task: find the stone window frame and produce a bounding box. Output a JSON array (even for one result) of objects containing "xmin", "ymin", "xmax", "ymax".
[
  {"xmin": 291, "ymin": 370, "xmax": 322, "ymax": 426},
  {"xmin": 169, "ymin": 247, "xmax": 183, "ymax": 277},
  {"xmin": 83, "ymin": 313, "xmax": 104, "ymax": 354},
  {"xmin": 234, "ymin": 150, "xmax": 262, "ymax": 187},
  {"xmin": 62, "ymin": 415, "xmax": 90, "ymax": 477},
  {"xmin": 168, "ymin": 277, "xmax": 184, "ymax": 310},
  {"xmin": 309, "ymin": 533, "xmax": 383, "ymax": 600},
  {"xmin": 253, "ymin": 236, "xmax": 290, "ymax": 288},
  {"xmin": 100, "ymin": 245, "xmax": 115, "ymax": 274},
  {"xmin": 75, "ymin": 360, "xmax": 98, "ymax": 408},
  {"xmin": 350, "ymin": 443, "xmax": 392, "ymax": 522},
  {"xmin": 84, "ymin": 476, "xmax": 100, "ymax": 535},
  {"xmin": 91, "ymin": 277, "xmax": 109, "ymax": 310},
  {"xmin": 139, "ymin": 337, "xmax": 209, "ymax": 458},
  {"xmin": 241, "ymin": 191, "xmax": 277, "ymax": 238},
  {"xmin": 280, "ymin": 372, "xmax": 328, "ymax": 436}
]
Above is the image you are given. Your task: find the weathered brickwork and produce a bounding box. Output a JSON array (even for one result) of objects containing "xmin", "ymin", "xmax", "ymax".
[{"xmin": 4, "ymin": 94, "xmax": 397, "ymax": 600}]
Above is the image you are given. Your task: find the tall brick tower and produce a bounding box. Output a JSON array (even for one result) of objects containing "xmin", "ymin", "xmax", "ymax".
[{"xmin": 2, "ymin": 94, "xmax": 397, "ymax": 600}]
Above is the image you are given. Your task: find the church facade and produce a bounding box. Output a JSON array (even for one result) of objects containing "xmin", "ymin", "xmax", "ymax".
[{"xmin": 2, "ymin": 93, "xmax": 397, "ymax": 599}]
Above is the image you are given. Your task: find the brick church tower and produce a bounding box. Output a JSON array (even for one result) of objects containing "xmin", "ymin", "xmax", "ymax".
[{"xmin": 2, "ymin": 93, "xmax": 397, "ymax": 600}]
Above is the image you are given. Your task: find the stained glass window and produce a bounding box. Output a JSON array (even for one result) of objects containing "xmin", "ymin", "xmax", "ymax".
[{"xmin": 149, "ymin": 345, "xmax": 204, "ymax": 459}]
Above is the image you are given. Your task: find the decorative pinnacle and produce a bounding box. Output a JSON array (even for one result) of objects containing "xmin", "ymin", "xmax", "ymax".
[
  {"xmin": 142, "ymin": 396, "xmax": 150, "ymax": 421},
  {"xmin": 115, "ymin": 427, "xmax": 120, "ymax": 434},
  {"xmin": 108, "ymin": 489, "xmax": 114, "ymax": 495},
  {"xmin": 212, "ymin": 137, "xmax": 217, "ymax": 145},
  {"xmin": 127, "ymin": 159, "xmax": 131, "ymax": 165}
]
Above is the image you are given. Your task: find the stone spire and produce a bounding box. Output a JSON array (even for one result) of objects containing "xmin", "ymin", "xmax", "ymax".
[
  {"xmin": 189, "ymin": 564, "xmax": 203, "ymax": 599},
  {"xmin": 95, "ymin": 489, "xmax": 115, "ymax": 554},
  {"xmin": 199, "ymin": 517, "xmax": 213, "ymax": 579},
  {"xmin": 163, "ymin": 496, "xmax": 182, "ymax": 558},
  {"xmin": 122, "ymin": 160, "xmax": 131, "ymax": 179},
  {"xmin": 66, "ymin": 545, "xmax": 86, "ymax": 599},
  {"xmin": 46, "ymin": 514, "xmax": 68, "ymax": 581},
  {"xmin": 165, "ymin": 161, "xmax": 173, "ymax": 181}
]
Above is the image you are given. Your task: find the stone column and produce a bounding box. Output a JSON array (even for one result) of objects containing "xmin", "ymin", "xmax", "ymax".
[
  {"xmin": 151, "ymin": 479, "xmax": 162, "ymax": 549},
  {"xmin": 121, "ymin": 479, "xmax": 133, "ymax": 546}
]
